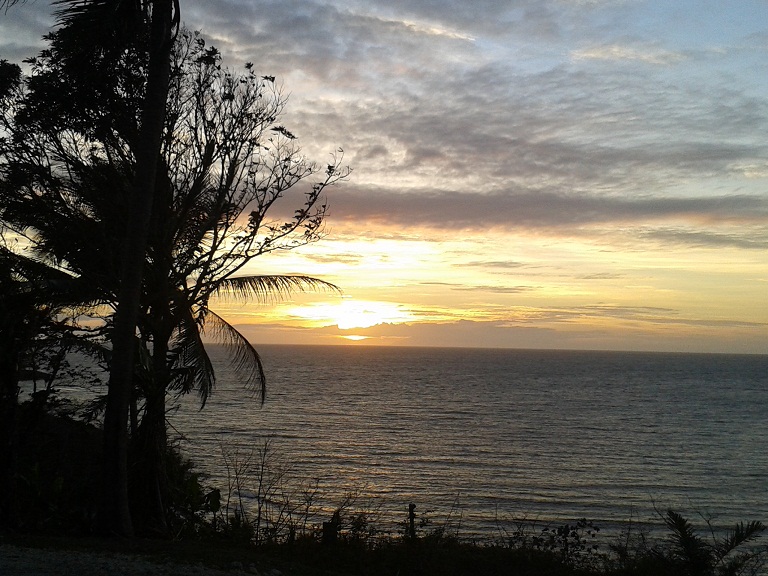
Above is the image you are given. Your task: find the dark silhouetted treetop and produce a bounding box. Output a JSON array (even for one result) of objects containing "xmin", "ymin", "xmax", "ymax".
[
  {"xmin": 2, "ymin": 27, "xmax": 348, "ymax": 404},
  {"xmin": 1, "ymin": 18, "xmax": 348, "ymax": 534}
]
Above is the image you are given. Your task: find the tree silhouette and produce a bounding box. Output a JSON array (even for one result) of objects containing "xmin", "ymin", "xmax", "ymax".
[
  {"xmin": 1, "ymin": 14, "xmax": 347, "ymax": 533},
  {"xmin": 0, "ymin": 247, "xmax": 79, "ymax": 527},
  {"xmin": 100, "ymin": 0, "xmax": 176, "ymax": 536},
  {"xmin": 1, "ymin": 0, "xmax": 175, "ymax": 533}
]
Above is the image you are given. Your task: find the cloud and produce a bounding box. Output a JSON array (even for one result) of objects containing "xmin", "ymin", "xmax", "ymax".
[
  {"xmin": 572, "ymin": 44, "xmax": 686, "ymax": 65},
  {"xmin": 327, "ymin": 187, "xmax": 768, "ymax": 232},
  {"xmin": 305, "ymin": 252, "xmax": 365, "ymax": 265},
  {"xmin": 399, "ymin": 19, "xmax": 475, "ymax": 42},
  {"xmin": 462, "ymin": 260, "xmax": 530, "ymax": 269},
  {"xmin": 579, "ymin": 272, "xmax": 625, "ymax": 280},
  {"xmin": 8, "ymin": 2, "xmax": 767, "ymax": 205},
  {"xmin": 731, "ymin": 161, "xmax": 768, "ymax": 179},
  {"xmin": 638, "ymin": 228, "xmax": 768, "ymax": 250},
  {"xmin": 420, "ymin": 281, "xmax": 534, "ymax": 293},
  {"xmin": 0, "ymin": 2, "xmax": 53, "ymax": 63}
]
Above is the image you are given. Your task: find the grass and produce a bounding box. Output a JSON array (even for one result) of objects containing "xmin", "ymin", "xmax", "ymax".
[
  {"xmin": 7, "ymin": 508, "xmax": 766, "ymax": 576},
  {"xmin": 3, "ymin": 408, "xmax": 766, "ymax": 576}
]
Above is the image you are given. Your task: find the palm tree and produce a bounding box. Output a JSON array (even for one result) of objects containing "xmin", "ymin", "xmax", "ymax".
[
  {"xmin": 123, "ymin": 34, "xmax": 346, "ymax": 530},
  {"xmin": 97, "ymin": 0, "xmax": 177, "ymax": 536},
  {"xmin": 3, "ymin": 0, "xmax": 180, "ymax": 535},
  {"xmin": 2, "ymin": 21, "xmax": 348, "ymax": 533},
  {"xmin": 58, "ymin": 0, "xmax": 179, "ymax": 535}
]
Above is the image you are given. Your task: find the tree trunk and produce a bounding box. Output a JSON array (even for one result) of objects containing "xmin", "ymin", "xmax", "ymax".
[
  {"xmin": 131, "ymin": 382, "xmax": 169, "ymax": 533},
  {"xmin": 97, "ymin": 0, "xmax": 174, "ymax": 537},
  {"xmin": 130, "ymin": 326, "xmax": 171, "ymax": 534}
]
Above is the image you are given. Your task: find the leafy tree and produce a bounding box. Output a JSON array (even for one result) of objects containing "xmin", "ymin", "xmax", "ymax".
[
  {"xmin": 0, "ymin": 58, "xmax": 91, "ymax": 529},
  {"xmin": 0, "ymin": 238, "xmax": 105, "ymax": 528},
  {"xmin": 1, "ymin": 19, "xmax": 347, "ymax": 533},
  {"xmin": 128, "ymin": 33, "xmax": 346, "ymax": 529},
  {"xmin": 660, "ymin": 509, "xmax": 766, "ymax": 576},
  {"xmin": 5, "ymin": 0, "xmax": 181, "ymax": 535}
]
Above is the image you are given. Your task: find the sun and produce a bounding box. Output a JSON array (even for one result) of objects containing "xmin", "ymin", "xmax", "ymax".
[{"xmin": 287, "ymin": 299, "xmax": 414, "ymax": 330}]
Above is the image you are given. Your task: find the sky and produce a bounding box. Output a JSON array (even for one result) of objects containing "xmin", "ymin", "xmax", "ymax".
[{"xmin": 2, "ymin": 1, "xmax": 768, "ymax": 353}]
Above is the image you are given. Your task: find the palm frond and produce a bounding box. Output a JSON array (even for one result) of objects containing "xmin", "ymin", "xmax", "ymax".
[
  {"xmin": 52, "ymin": 0, "xmax": 142, "ymax": 28},
  {"xmin": 201, "ymin": 309, "xmax": 266, "ymax": 404},
  {"xmin": 213, "ymin": 274, "xmax": 340, "ymax": 303},
  {"xmin": 1, "ymin": 245, "xmax": 73, "ymax": 284},
  {"xmin": 0, "ymin": 246, "xmax": 104, "ymax": 310},
  {"xmin": 51, "ymin": 0, "xmax": 180, "ymax": 46},
  {"xmin": 1, "ymin": 0, "xmax": 26, "ymax": 10},
  {"xmin": 170, "ymin": 306, "xmax": 215, "ymax": 406},
  {"xmin": 716, "ymin": 521, "xmax": 766, "ymax": 560},
  {"xmin": 663, "ymin": 509, "xmax": 712, "ymax": 569}
]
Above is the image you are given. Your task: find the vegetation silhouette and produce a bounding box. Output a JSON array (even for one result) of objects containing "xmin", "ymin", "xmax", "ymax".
[
  {"xmin": 5, "ymin": 422, "xmax": 765, "ymax": 576},
  {"xmin": 1, "ymin": 5, "xmax": 765, "ymax": 576},
  {"xmin": 1, "ymin": 0, "xmax": 181, "ymax": 535},
  {"xmin": 0, "ymin": 4, "xmax": 347, "ymax": 536},
  {"xmin": 0, "ymin": 243, "xmax": 100, "ymax": 526}
]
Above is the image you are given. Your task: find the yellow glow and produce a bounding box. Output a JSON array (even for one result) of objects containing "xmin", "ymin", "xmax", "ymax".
[
  {"xmin": 222, "ymin": 221, "xmax": 768, "ymax": 353},
  {"xmin": 287, "ymin": 299, "xmax": 415, "ymax": 330}
]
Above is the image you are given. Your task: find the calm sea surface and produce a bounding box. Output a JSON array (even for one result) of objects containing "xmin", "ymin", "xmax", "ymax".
[{"xmin": 174, "ymin": 345, "xmax": 768, "ymax": 537}]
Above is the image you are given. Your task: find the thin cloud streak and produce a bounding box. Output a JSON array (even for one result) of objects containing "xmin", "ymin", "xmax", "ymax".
[{"xmin": 571, "ymin": 44, "xmax": 686, "ymax": 65}]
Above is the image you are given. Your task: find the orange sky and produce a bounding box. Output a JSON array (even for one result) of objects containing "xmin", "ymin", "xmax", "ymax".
[
  {"xmin": 5, "ymin": 1, "xmax": 767, "ymax": 353},
  {"xmin": 213, "ymin": 217, "xmax": 768, "ymax": 353}
]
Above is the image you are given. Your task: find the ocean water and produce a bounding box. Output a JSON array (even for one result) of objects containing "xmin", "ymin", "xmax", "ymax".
[{"xmin": 174, "ymin": 345, "xmax": 768, "ymax": 538}]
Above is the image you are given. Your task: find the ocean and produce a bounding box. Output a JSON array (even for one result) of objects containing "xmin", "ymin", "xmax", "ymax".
[{"xmin": 174, "ymin": 345, "xmax": 768, "ymax": 539}]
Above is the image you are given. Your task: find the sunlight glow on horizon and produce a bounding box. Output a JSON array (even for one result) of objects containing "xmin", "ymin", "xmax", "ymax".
[
  {"xmin": 219, "ymin": 216, "xmax": 768, "ymax": 354},
  {"xmin": 284, "ymin": 298, "xmax": 417, "ymax": 330}
]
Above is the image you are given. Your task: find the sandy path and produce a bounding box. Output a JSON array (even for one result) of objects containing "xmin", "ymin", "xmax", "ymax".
[{"xmin": 0, "ymin": 544, "xmax": 279, "ymax": 576}]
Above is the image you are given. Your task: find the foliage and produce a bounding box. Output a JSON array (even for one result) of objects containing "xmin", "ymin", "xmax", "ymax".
[
  {"xmin": 1, "ymin": 15, "xmax": 347, "ymax": 533},
  {"xmin": 537, "ymin": 519, "xmax": 602, "ymax": 569},
  {"xmin": 498, "ymin": 516, "xmax": 602, "ymax": 571},
  {"xmin": 11, "ymin": 404, "xmax": 102, "ymax": 533},
  {"xmin": 217, "ymin": 438, "xmax": 323, "ymax": 546},
  {"xmin": 8, "ymin": 398, "xmax": 215, "ymax": 538},
  {"xmin": 655, "ymin": 509, "xmax": 766, "ymax": 576},
  {"xmin": 0, "ymin": 59, "xmax": 21, "ymax": 100},
  {"xmin": 1, "ymin": 27, "xmax": 346, "ymax": 401},
  {"xmin": 0, "ymin": 240, "xmax": 107, "ymax": 529}
]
